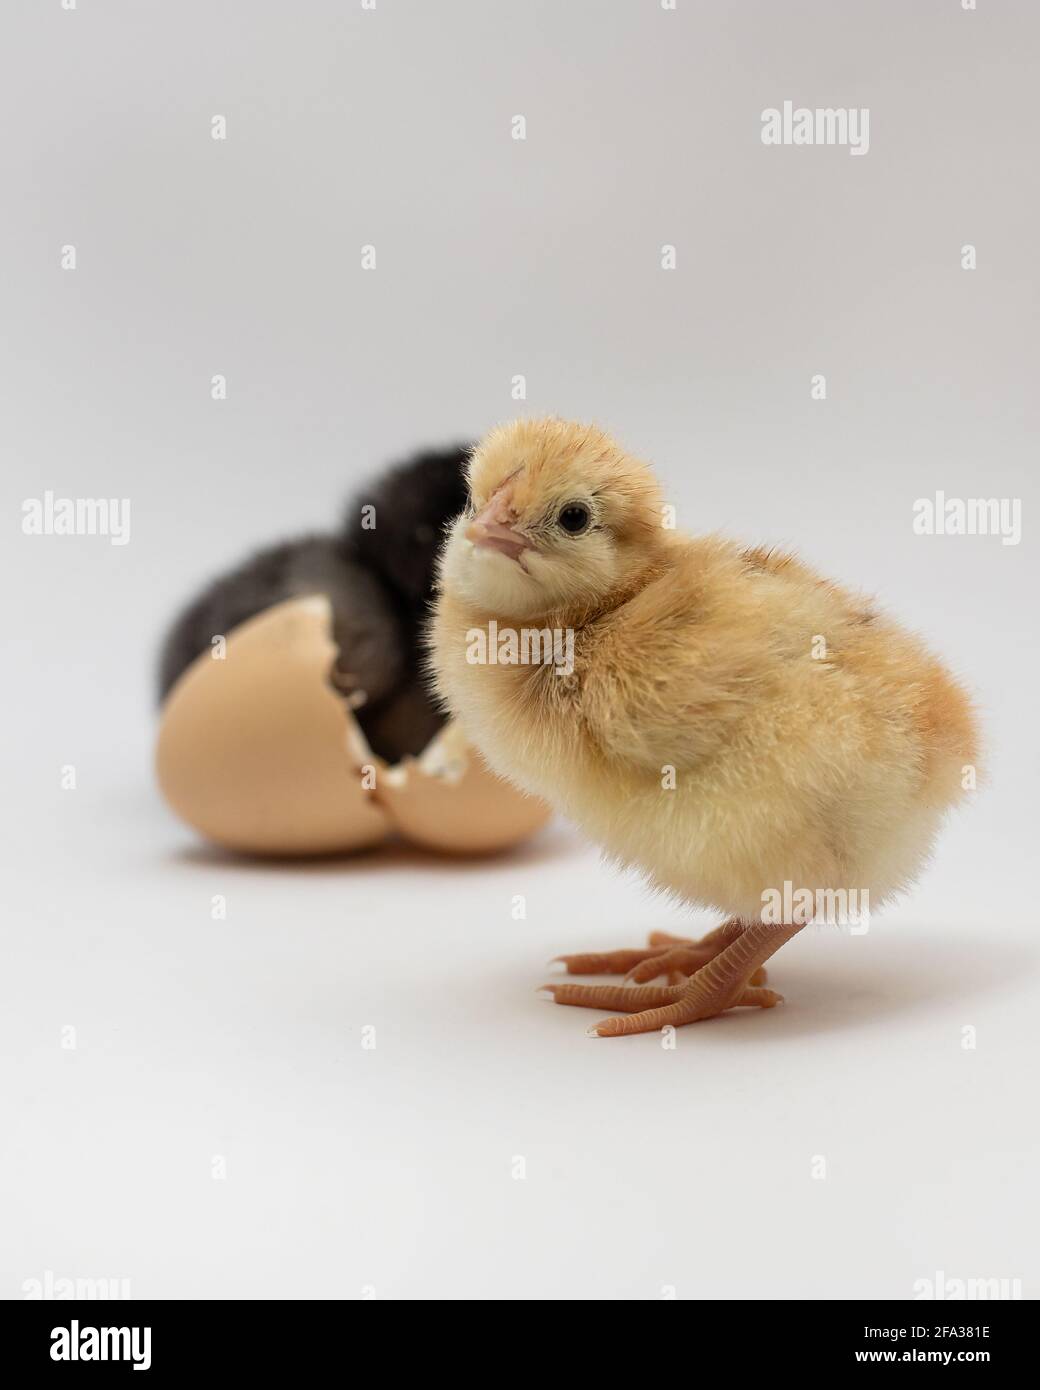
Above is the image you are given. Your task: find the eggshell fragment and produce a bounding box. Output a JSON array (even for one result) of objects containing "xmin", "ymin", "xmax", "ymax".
[
  {"xmin": 156, "ymin": 595, "xmax": 550, "ymax": 857},
  {"xmin": 374, "ymin": 723, "xmax": 550, "ymax": 854},
  {"xmin": 156, "ymin": 596, "xmax": 390, "ymax": 855}
]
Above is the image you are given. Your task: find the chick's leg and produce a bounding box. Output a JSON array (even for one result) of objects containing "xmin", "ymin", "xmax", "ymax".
[{"xmin": 556, "ymin": 922, "xmax": 802, "ymax": 1039}]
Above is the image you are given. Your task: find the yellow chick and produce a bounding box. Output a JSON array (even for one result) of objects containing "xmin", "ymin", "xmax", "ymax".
[{"xmin": 430, "ymin": 418, "xmax": 980, "ymax": 1037}]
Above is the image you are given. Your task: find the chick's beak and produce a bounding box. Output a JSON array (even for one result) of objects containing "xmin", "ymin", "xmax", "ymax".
[{"xmin": 466, "ymin": 488, "xmax": 532, "ymax": 564}]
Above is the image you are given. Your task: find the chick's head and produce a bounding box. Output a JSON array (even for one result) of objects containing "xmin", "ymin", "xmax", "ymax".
[
  {"xmin": 347, "ymin": 444, "xmax": 471, "ymax": 611},
  {"xmin": 440, "ymin": 418, "xmax": 666, "ymax": 620}
]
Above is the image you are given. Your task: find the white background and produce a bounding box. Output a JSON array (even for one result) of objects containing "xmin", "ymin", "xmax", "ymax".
[{"xmin": 1, "ymin": 0, "xmax": 1037, "ymax": 1299}]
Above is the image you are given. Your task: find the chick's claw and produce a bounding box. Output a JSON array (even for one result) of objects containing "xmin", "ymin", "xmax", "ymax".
[
  {"xmin": 541, "ymin": 976, "xmax": 784, "ymax": 1035},
  {"xmin": 554, "ymin": 926, "xmax": 716, "ymax": 978},
  {"xmin": 553, "ymin": 922, "xmax": 767, "ymax": 987},
  {"xmin": 624, "ymin": 945, "xmax": 714, "ymax": 984},
  {"xmin": 550, "ymin": 946, "xmax": 673, "ymax": 976},
  {"xmin": 540, "ymin": 982, "xmax": 683, "ymax": 1013},
  {"xmin": 587, "ymin": 984, "xmax": 785, "ymax": 1039},
  {"xmin": 740, "ymin": 987, "xmax": 783, "ymax": 1008}
]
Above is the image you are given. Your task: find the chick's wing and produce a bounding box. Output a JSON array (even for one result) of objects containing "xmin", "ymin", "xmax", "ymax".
[{"xmin": 574, "ymin": 540, "xmax": 775, "ymax": 770}]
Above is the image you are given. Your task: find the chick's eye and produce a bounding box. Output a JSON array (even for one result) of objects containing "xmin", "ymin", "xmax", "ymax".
[{"xmin": 557, "ymin": 503, "xmax": 591, "ymax": 535}]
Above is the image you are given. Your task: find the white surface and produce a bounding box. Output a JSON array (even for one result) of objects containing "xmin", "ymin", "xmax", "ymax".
[
  {"xmin": 1, "ymin": 758, "xmax": 1034, "ymax": 1300},
  {"xmin": 1, "ymin": 0, "xmax": 1037, "ymax": 1300}
]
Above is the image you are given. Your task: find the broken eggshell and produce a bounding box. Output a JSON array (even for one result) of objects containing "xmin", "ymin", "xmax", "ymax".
[{"xmin": 155, "ymin": 594, "xmax": 549, "ymax": 856}]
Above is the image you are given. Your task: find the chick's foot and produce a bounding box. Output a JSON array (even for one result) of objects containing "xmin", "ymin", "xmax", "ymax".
[
  {"xmin": 544, "ymin": 921, "xmax": 801, "ymax": 1038},
  {"xmin": 551, "ymin": 920, "xmax": 766, "ymax": 986}
]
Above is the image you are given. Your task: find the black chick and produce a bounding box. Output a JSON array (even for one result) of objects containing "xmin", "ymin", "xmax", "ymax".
[{"xmin": 157, "ymin": 444, "xmax": 471, "ymax": 764}]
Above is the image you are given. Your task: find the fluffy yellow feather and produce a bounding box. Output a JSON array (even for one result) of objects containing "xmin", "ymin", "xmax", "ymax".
[{"xmin": 430, "ymin": 418, "xmax": 980, "ymax": 1036}]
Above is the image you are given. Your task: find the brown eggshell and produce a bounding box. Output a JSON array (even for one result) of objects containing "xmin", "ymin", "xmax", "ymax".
[
  {"xmin": 156, "ymin": 594, "xmax": 550, "ymax": 857},
  {"xmin": 373, "ymin": 723, "xmax": 550, "ymax": 854},
  {"xmin": 156, "ymin": 596, "xmax": 391, "ymax": 855}
]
